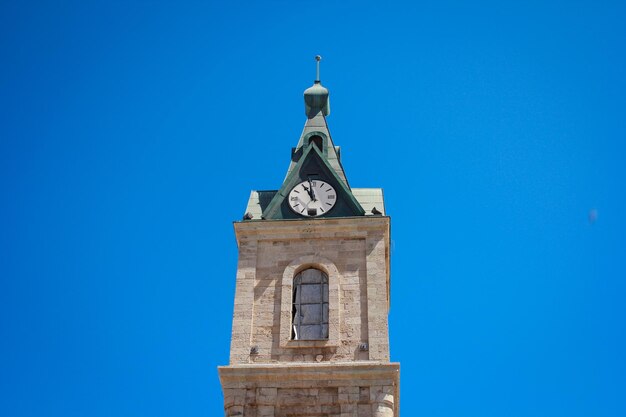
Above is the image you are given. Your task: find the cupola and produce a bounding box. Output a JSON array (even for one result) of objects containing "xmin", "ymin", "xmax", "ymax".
[{"xmin": 304, "ymin": 55, "xmax": 330, "ymax": 117}]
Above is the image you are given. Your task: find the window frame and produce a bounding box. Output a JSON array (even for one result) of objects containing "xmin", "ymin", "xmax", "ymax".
[
  {"xmin": 303, "ymin": 131, "xmax": 328, "ymax": 157},
  {"xmin": 291, "ymin": 268, "xmax": 329, "ymax": 340},
  {"xmin": 279, "ymin": 255, "xmax": 340, "ymax": 348}
]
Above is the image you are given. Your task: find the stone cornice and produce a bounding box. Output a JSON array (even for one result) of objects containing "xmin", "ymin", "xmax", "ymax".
[
  {"xmin": 219, "ymin": 361, "xmax": 399, "ymax": 384},
  {"xmin": 234, "ymin": 216, "xmax": 390, "ymax": 245}
]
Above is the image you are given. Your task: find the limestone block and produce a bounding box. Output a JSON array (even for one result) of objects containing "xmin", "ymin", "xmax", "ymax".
[
  {"xmin": 358, "ymin": 403, "xmax": 373, "ymax": 417},
  {"xmin": 225, "ymin": 405, "xmax": 243, "ymax": 417},
  {"xmin": 256, "ymin": 405, "xmax": 275, "ymax": 417}
]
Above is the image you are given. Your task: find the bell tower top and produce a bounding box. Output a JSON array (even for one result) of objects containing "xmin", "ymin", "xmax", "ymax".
[
  {"xmin": 303, "ymin": 55, "xmax": 330, "ymax": 117},
  {"xmin": 240, "ymin": 57, "xmax": 386, "ymax": 221}
]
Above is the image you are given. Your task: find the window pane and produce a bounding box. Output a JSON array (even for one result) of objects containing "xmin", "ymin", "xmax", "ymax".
[
  {"xmin": 300, "ymin": 283, "xmax": 322, "ymax": 303},
  {"xmin": 299, "ymin": 324, "xmax": 323, "ymax": 340},
  {"xmin": 322, "ymin": 303, "xmax": 328, "ymax": 323},
  {"xmin": 321, "ymin": 324, "xmax": 328, "ymax": 339},
  {"xmin": 300, "ymin": 304, "xmax": 322, "ymax": 324},
  {"xmin": 323, "ymin": 283, "xmax": 328, "ymax": 302},
  {"xmin": 293, "ymin": 285, "xmax": 300, "ymax": 304},
  {"xmin": 292, "ymin": 305, "xmax": 301, "ymax": 325},
  {"xmin": 300, "ymin": 269, "xmax": 323, "ymax": 284}
]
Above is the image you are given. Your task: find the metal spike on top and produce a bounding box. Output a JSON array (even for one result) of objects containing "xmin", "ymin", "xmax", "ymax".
[
  {"xmin": 303, "ymin": 55, "xmax": 330, "ymax": 117},
  {"xmin": 315, "ymin": 55, "xmax": 322, "ymax": 82}
]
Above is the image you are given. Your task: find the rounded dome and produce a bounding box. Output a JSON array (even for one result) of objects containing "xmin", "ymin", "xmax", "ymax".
[{"xmin": 304, "ymin": 81, "xmax": 330, "ymax": 117}]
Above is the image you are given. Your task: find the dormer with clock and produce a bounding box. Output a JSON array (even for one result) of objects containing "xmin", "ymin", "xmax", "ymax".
[{"xmin": 251, "ymin": 57, "xmax": 377, "ymax": 221}]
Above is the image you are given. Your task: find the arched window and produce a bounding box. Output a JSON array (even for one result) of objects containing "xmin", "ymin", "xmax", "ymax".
[
  {"xmin": 292, "ymin": 268, "xmax": 329, "ymax": 340},
  {"xmin": 308, "ymin": 135, "xmax": 323, "ymax": 152}
]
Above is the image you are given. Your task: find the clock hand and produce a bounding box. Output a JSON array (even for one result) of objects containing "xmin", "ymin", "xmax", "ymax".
[
  {"xmin": 302, "ymin": 184, "xmax": 315, "ymax": 201},
  {"xmin": 308, "ymin": 179, "xmax": 317, "ymax": 201}
]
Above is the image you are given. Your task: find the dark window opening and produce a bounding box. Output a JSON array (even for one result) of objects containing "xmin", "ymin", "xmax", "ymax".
[
  {"xmin": 291, "ymin": 268, "xmax": 329, "ymax": 340},
  {"xmin": 309, "ymin": 135, "xmax": 323, "ymax": 152}
]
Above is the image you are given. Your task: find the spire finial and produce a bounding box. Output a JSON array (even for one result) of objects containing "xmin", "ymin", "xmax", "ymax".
[
  {"xmin": 315, "ymin": 55, "xmax": 322, "ymax": 82},
  {"xmin": 304, "ymin": 56, "xmax": 330, "ymax": 117}
]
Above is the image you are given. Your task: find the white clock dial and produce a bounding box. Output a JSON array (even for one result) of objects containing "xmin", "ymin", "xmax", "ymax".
[{"xmin": 288, "ymin": 180, "xmax": 337, "ymax": 217}]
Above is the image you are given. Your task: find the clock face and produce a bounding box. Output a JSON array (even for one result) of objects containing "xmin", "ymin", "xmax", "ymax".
[{"xmin": 288, "ymin": 179, "xmax": 337, "ymax": 217}]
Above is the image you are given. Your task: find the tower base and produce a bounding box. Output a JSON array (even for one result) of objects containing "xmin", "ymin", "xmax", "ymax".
[{"xmin": 218, "ymin": 362, "xmax": 400, "ymax": 417}]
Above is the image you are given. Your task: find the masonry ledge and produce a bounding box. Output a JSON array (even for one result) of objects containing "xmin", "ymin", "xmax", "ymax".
[
  {"xmin": 234, "ymin": 215, "xmax": 390, "ymax": 243},
  {"xmin": 218, "ymin": 361, "xmax": 399, "ymax": 383}
]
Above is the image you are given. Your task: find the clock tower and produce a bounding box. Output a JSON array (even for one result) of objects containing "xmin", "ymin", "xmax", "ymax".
[{"xmin": 218, "ymin": 57, "xmax": 400, "ymax": 417}]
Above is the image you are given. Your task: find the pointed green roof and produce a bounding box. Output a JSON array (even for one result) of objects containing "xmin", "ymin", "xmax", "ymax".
[
  {"xmin": 240, "ymin": 57, "xmax": 384, "ymax": 222},
  {"xmin": 284, "ymin": 109, "xmax": 349, "ymax": 187},
  {"xmin": 262, "ymin": 142, "xmax": 364, "ymax": 220}
]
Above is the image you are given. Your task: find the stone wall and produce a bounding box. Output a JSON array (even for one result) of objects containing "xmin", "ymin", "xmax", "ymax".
[
  {"xmin": 221, "ymin": 217, "xmax": 398, "ymax": 416},
  {"xmin": 228, "ymin": 217, "xmax": 391, "ymax": 365}
]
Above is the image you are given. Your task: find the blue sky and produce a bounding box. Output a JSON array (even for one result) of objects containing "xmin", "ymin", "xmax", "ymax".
[{"xmin": 1, "ymin": 1, "xmax": 625, "ymax": 416}]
